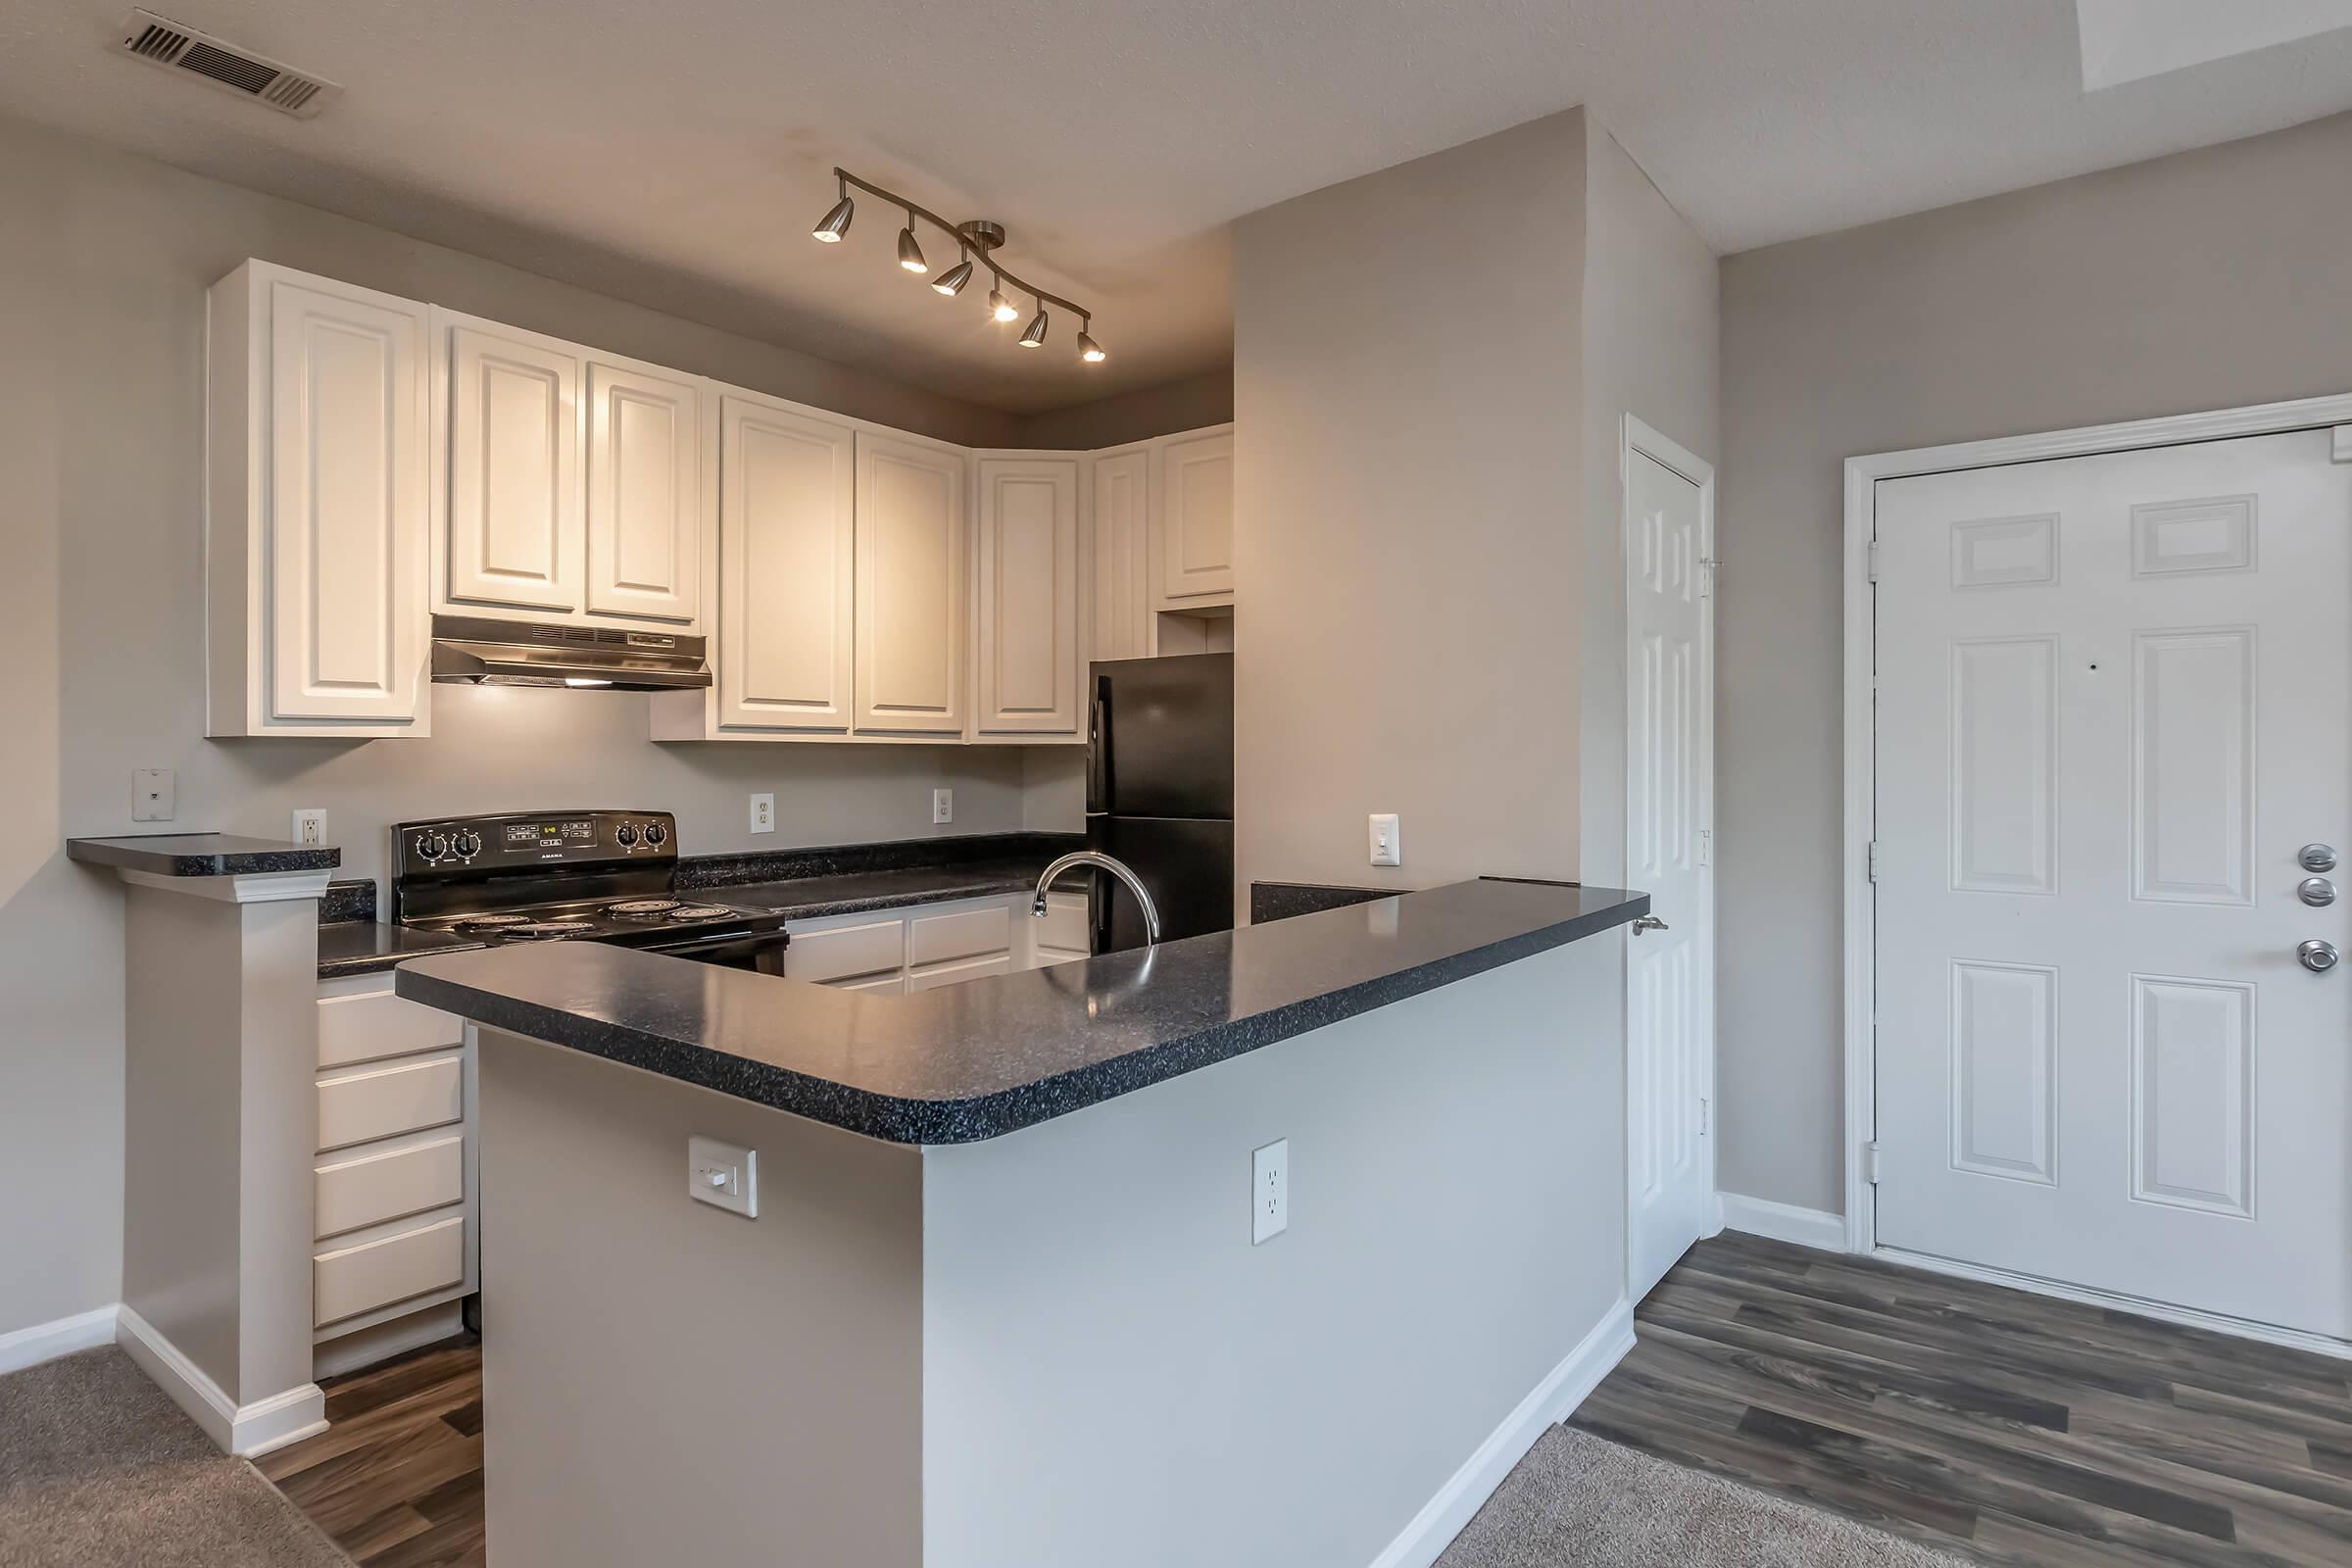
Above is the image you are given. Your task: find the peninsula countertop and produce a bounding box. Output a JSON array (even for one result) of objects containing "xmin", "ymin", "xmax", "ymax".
[{"xmin": 394, "ymin": 877, "xmax": 1647, "ymax": 1145}]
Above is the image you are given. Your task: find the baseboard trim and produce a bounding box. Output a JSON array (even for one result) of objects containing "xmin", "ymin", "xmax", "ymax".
[
  {"xmin": 1717, "ymin": 1193, "xmax": 1847, "ymax": 1253},
  {"xmin": 1877, "ymin": 1247, "xmax": 2352, "ymax": 1363},
  {"xmin": 0, "ymin": 1303, "xmax": 121, "ymax": 1376},
  {"xmin": 116, "ymin": 1304, "xmax": 328, "ymax": 1456},
  {"xmin": 1367, "ymin": 1298, "xmax": 1637, "ymax": 1568}
]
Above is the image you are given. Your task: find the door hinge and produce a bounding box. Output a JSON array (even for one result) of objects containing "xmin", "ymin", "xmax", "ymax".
[
  {"xmin": 1699, "ymin": 555, "xmax": 1721, "ymax": 598},
  {"xmin": 1697, "ymin": 827, "xmax": 1713, "ymax": 868},
  {"xmin": 1698, "ymin": 1096, "xmax": 1710, "ymax": 1137},
  {"xmin": 2331, "ymin": 423, "xmax": 2352, "ymax": 464},
  {"xmin": 1867, "ymin": 840, "xmax": 1882, "ymax": 882},
  {"xmin": 1863, "ymin": 1141, "xmax": 1882, "ymax": 1184},
  {"xmin": 1867, "ymin": 540, "xmax": 1882, "ymax": 582}
]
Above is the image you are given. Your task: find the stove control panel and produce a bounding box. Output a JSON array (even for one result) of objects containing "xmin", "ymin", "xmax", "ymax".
[{"xmin": 393, "ymin": 810, "xmax": 678, "ymax": 874}]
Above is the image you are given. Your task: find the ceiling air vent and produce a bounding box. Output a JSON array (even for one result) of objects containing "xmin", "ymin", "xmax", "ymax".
[{"xmin": 114, "ymin": 10, "xmax": 342, "ymax": 119}]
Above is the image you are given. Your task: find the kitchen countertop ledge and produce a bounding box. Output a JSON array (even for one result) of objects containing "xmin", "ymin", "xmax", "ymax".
[
  {"xmin": 394, "ymin": 877, "xmax": 1648, "ymax": 1146},
  {"xmin": 69, "ymin": 832, "xmax": 341, "ymax": 877}
]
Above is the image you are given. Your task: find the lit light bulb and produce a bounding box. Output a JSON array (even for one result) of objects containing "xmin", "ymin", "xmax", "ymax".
[
  {"xmin": 811, "ymin": 193, "xmax": 854, "ymax": 243},
  {"xmin": 988, "ymin": 285, "xmax": 1018, "ymax": 323},
  {"xmin": 896, "ymin": 222, "xmax": 928, "ymax": 274},
  {"xmin": 1077, "ymin": 328, "xmax": 1105, "ymax": 364},
  {"xmin": 1018, "ymin": 307, "xmax": 1049, "ymax": 348}
]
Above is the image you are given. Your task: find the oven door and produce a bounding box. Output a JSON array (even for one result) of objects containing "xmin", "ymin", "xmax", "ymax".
[{"xmin": 639, "ymin": 926, "xmax": 790, "ymax": 975}]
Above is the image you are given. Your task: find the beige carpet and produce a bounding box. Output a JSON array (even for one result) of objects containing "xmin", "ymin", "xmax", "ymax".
[
  {"xmin": 0, "ymin": 1348, "xmax": 349, "ymax": 1568},
  {"xmin": 1439, "ymin": 1425, "xmax": 1969, "ymax": 1567}
]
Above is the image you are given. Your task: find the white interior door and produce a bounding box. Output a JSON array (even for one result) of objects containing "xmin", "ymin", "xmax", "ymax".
[
  {"xmin": 1874, "ymin": 427, "xmax": 2352, "ymax": 1341},
  {"xmin": 1625, "ymin": 435, "xmax": 1716, "ymax": 1300}
]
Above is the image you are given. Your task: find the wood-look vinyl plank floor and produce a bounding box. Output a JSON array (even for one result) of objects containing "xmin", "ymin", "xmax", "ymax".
[{"xmin": 1575, "ymin": 1234, "xmax": 2352, "ymax": 1567}]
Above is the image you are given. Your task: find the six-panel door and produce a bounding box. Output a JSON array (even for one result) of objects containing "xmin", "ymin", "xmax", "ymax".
[
  {"xmin": 976, "ymin": 456, "xmax": 1082, "ymax": 736},
  {"xmin": 716, "ymin": 394, "xmax": 856, "ymax": 732},
  {"xmin": 855, "ymin": 432, "xmax": 968, "ymax": 736},
  {"xmin": 265, "ymin": 276, "xmax": 430, "ymax": 725}
]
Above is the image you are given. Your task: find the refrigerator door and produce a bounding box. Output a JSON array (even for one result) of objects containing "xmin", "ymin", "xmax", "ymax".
[
  {"xmin": 1085, "ymin": 816, "xmax": 1235, "ymax": 953},
  {"xmin": 1090, "ymin": 654, "xmax": 1235, "ymax": 819}
]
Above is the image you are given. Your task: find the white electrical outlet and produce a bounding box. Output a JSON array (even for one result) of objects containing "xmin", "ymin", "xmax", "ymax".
[
  {"xmin": 1251, "ymin": 1139, "xmax": 1289, "ymax": 1245},
  {"xmin": 688, "ymin": 1135, "xmax": 758, "ymax": 1218},
  {"xmin": 1368, "ymin": 812, "xmax": 1401, "ymax": 866},
  {"xmin": 932, "ymin": 788, "xmax": 954, "ymax": 825},
  {"xmin": 130, "ymin": 769, "xmax": 175, "ymax": 823},
  {"xmin": 291, "ymin": 808, "xmax": 326, "ymax": 847},
  {"xmin": 750, "ymin": 793, "xmax": 775, "ymax": 835}
]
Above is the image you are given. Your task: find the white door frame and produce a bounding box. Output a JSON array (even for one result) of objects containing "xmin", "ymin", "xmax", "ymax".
[
  {"xmin": 1623, "ymin": 414, "xmax": 1720, "ymax": 1288},
  {"xmin": 1841, "ymin": 391, "xmax": 2352, "ymax": 1262}
]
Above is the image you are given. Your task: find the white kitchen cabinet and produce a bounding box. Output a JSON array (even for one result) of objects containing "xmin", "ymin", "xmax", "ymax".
[
  {"xmin": 586, "ymin": 361, "xmax": 703, "ymax": 623},
  {"xmin": 1153, "ymin": 425, "xmax": 1236, "ymax": 608},
  {"xmin": 718, "ymin": 393, "xmax": 856, "ymax": 732},
  {"xmin": 439, "ymin": 317, "xmax": 581, "ymax": 614},
  {"xmin": 206, "ymin": 262, "xmax": 431, "ymax": 737},
  {"xmin": 975, "ymin": 455, "xmax": 1084, "ymax": 739},
  {"xmin": 855, "ymin": 432, "xmax": 969, "ymax": 737},
  {"xmin": 1090, "ymin": 446, "xmax": 1152, "ymax": 662},
  {"xmin": 780, "ymin": 892, "xmax": 1083, "ymax": 992}
]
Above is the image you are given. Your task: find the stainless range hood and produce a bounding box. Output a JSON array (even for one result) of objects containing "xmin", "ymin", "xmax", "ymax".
[{"xmin": 429, "ymin": 614, "xmax": 711, "ymax": 691}]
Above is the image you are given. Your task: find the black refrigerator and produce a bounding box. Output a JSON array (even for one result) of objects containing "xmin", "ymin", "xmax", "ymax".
[{"xmin": 1085, "ymin": 653, "xmax": 1235, "ymax": 954}]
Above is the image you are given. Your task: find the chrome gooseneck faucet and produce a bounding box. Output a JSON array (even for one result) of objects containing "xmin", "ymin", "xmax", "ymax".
[{"xmin": 1032, "ymin": 851, "xmax": 1161, "ymax": 946}]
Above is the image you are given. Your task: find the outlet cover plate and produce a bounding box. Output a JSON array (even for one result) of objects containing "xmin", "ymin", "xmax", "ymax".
[
  {"xmin": 291, "ymin": 808, "xmax": 326, "ymax": 847},
  {"xmin": 131, "ymin": 769, "xmax": 175, "ymax": 823},
  {"xmin": 750, "ymin": 793, "xmax": 775, "ymax": 835},
  {"xmin": 932, "ymin": 788, "xmax": 954, "ymax": 825},
  {"xmin": 1252, "ymin": 1138, "xmax": 1289, "ymax": 1245}
]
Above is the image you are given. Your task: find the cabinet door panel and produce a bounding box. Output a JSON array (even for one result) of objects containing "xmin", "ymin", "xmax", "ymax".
[
  {"xmin": 977, "ymin": 457, "xmax": 1081, "ymax": 735},
  {"xmin": 267, "ymin": 278, "xmax": 428, "ymax": 723},
  {"xmin": 1091, "ymin": 449, "xmax": 1151, "ymax": 661},
  {"xmin": 445, "ymin": 325, "xmax": 580, "ymax": 612},
  {"xmin": 718, "ymin": 396, "xmax": 855, "ymax": 731},
  {"xmin": 587, "ymin": 363, "xmax": 701, "ymax": 625},
  {"xmin": 1155, "ymin": 427, "xmax": 1235, "ymax": 605},
  {"xmin": 856, "ymin": 433, "xmax": 967, "ymax": 735}
]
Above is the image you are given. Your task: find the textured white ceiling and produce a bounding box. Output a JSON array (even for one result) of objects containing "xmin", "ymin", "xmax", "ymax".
[{"xmin": 3, "ymin": 1, "xmax": 2350, "ymax": 412}]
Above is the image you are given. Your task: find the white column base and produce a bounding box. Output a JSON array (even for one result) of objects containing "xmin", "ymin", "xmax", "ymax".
[{"xmin": 117, "ymin": 1305, "xmax": 326, "ymax": 1457}]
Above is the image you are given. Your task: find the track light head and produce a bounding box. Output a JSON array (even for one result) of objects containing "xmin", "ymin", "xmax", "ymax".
[
  {"xmin": 811, "ymin": 192, "xmax": 854, "ymax": 243},
  {"xmin": 897, "ymin": 217, "xmax": 928, "ymax": 274},
  {"xmin": 1018, "ymin": 306, "xmax": 1049, "ymax": 348},
  {"xmin": 932, "ymin": 253, "xmax": 974, "ymax": 296},
  {"xmin": 988, "ymin": 281, "xmax": 1018, "ymax": 323},
  {"xmin": 1077, "ymin": 320, "xmax": 1105, "ymax": 364}
]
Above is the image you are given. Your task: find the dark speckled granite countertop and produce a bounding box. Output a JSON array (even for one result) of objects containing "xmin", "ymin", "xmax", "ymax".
[
  {"xmin": 70, "ymin": 832, "xmax": 340, "ymax": 877},
  {"xmin": 318, "ymin": 921, "xmax": 485, "ymax": 980},
  {"xmin": 395, "ymin": 878, "xmax": 1647, "ymax": 1145}
]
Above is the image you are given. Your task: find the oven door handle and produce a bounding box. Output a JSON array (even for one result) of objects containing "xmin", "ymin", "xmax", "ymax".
[{"xmin": 643, "ymin": 926, "xmax": 788, "ymax": 961}]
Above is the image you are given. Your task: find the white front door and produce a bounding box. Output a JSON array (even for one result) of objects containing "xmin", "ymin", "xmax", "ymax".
[
  {"xmin": 1625, "ymin": 437, "xmax": 1716, "ymax": 1300},
  {"xmin": 1874, "ymin": 427, "xmax": 2352, "ymax": 1340}
]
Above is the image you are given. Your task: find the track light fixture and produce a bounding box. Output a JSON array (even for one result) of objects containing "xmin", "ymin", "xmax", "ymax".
[
  {"xmin": 811, "ymin": 166, "xmax": 1106, "ymax": 367},
  {"xmin": 811, "ymin": 175, "xmax": 853, "ymax": 243}
]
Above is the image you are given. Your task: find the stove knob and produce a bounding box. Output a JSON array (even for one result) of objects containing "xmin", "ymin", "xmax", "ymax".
[
  {"xmin": 454, "ymin": 830, "xmax": 482, "ymax": 858},
  {"xmin": 644, "ymin": 821, "xmax": 668, "ymax": 848},
  {"xmin": 615, "ymin": 822, "xmax": 640, "ymax": 848},
  {"xmin": 420, "ymin": 833, "xmax": 449, "ymax": 861}
]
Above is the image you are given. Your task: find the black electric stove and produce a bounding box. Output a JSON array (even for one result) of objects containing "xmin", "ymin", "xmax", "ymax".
[{"xmin": 389, "ymin": 810, "xmax": 789, "ymax": 971}]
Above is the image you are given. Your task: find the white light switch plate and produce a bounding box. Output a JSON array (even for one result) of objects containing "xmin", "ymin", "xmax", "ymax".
[
  {"xmin": 750, "ymin": 793, "xmax": 775, "ymax": 834},
  {"xmin": 1368, "ymin": 813, "xmax": 1401, "ymax": 866},
  {"xmin": 1252, "ymin": 1139, "xmax": 1289, "ymax": 1245},
  {"xmin": 932, "ymin": 788, "xmax": 954, "ymax": 825},
  {"xmin": 131, "ymin": 769, "xmax": 175, "ymax": 823},
  {"xmin": 688, "ymin": 1136, "xmax": 758, "ymax": 1218}
]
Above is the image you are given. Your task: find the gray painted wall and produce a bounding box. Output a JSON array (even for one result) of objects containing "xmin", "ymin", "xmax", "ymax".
[
  {"xmin": 1232, "ymin": 110, "xmax": 1590, "ymax": 897},
  {"xmin": 1716, "ymin": 110, "xmax": 2352, "ymax": 1214},
  {"xmin": 0, "ymin": 113, "xmax": 1121, "ymax": 1342},
  {"xmin": 1021, "ymin": 366, "xmax": 1234, "ymax": 451}
]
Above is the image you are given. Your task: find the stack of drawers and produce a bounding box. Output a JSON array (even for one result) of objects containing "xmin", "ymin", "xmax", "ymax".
[{"xmin": 312, "ymin": 978, "xmax": 477, "ymax": 1338}]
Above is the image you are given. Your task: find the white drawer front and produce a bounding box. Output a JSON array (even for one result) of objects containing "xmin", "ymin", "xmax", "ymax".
[
  {"xmin": 318, "ymin": 986, "xmax": 463, "ymax": 1069},
  {"xmin": 315, "ymin": 1213, "xmax": 466, "ymax": 1328},
  {"xmin": 318, "ymin": 1054, "xmax": 464, "ymax": 1153},
  {"xmin": 1033, "ymin": 892, "xmax": 1089, "ymax": 956},
  {"xmin": 907, "ymin": 953, "xmax": 1012, "ymax": 992},
  {"xmin": 784, "ymin": 918, "xmax": 906, "ymax": 983},
  {"xmin": 315, "ymin": 1135, "xmax": 464, "ymax": 1241},
  {"xmin": 908, "ymin": 904, "xmax": 1011, "ymax": 967},
  {"xmin": 827, "ymin": 971, "xmax": 906, "ymax": 995}
]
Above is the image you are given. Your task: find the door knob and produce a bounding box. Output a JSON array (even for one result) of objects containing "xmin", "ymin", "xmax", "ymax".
[
  {"xmin": 1632, "ymin": 915, "xmax": 1669, "ymax": 934},
  {"xmin": 2299, "ymin": 844, "xmax": 2337, "ymax": 873},
  {"xmin": 2299, "ymin": 877, "xmax": 2337, "ymax": 907},
  {"xmin": 2298, "ymin": 939, "xmax": 2339, "ymax": 974}
]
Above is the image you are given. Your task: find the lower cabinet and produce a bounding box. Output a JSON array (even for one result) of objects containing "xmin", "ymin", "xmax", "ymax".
[
  {"xmin": 782, "ymin": 892, "xmax": 1088, "ymax": 992},
  {"xmin": 312, "ymin": 976, "xmax": 478, "ymax": 1345}
]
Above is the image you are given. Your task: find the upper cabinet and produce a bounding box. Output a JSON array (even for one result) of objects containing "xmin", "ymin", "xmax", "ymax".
[
  {"xmin": 855, "ymin": 433, "xmax": 968, "ymax": 737},
  {"xmin": 1153, "ymin": 426, "xmax": 1236, "ymax": 609},
  {"xmin": 432, "ymin": 310, "xmax": 702, "ymax": 631},
  {"xmin": 975, "ymin": 455, "xmax": 1084, "ymax": 737},
  {"xmin": 1089, "ymin": 446, "xmax": 1152, "ymax": 662},
  {"xmin": 711, "ymin": 392, "xmax": 856, "ymax": 734},
  {"xmin": 206, "ymin": 262, "xmax": 431, "ymax": 738}
]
